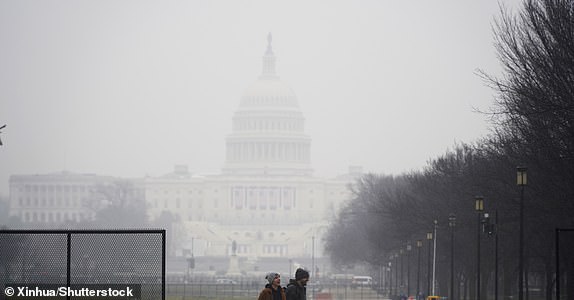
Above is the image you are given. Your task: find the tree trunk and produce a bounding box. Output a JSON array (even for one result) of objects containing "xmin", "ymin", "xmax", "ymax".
[
  {"xmin": 544, "ymin": 260, "xmax": 552, "ymax": 300},
  {"xmin": 483, "ymin": 271, "xmax": 491, "ymax": 300},
  {"xmin": 463, "ymin": 276, "xmax": 468, "ymax": 300},
  {"xmin": 525, "ymin": 261, "xmax": 529, "ymax": 300},
  {"xmin": 460, "ymin": 276, "xmax": 462, "ymax": 300},
  {"xmin": 503, "ymin": 263, "xmax": 514, "ymax": 300},
  {"xmin": 470, "ymin": 273, "xmax": 476, "ymax": 300},
  {"xmin": 567, "ymin": 259, "xmax": 574, "ymax": 300}
]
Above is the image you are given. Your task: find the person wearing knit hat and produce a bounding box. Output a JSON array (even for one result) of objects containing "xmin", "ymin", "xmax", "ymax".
[
  {"xmin": 295, "ymin": 269, "xmax": 310, "ymax": 281},
  {"xmin": 258, "ymin": 272, "xmax": 286, "ymax": 300},
  {"xmin": 286, "ymin": 268, "xmax": 309, "ymax": 300}
]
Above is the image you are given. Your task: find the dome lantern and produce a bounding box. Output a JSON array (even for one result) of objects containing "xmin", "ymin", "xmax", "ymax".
[{"xmin": 261, "ymin": 32, "xmax": 278, "ymax": 79}]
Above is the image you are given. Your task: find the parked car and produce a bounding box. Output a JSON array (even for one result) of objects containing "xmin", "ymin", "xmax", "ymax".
[{"xmin": 216, "ymin": 278, "xmax": 238, "ymax": 284}]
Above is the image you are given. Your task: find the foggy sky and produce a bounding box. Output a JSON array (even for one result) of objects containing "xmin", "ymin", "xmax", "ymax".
[{"xmin": 0, "ymin": 0, "xmax": 522, "ymax": 196}]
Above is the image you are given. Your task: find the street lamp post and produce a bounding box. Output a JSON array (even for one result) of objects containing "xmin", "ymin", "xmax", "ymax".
[
  {"xmin": 432, "ymin": 219, "xmax": 438, "ymax": 296},
  {"xmin": 493, "ymin": 211, "xmax": 499, "ymax": 300},
  {"xmin": 188, "ymin": 237, "xmax": 195, "ymax": 282},
  {"xmin": 426, "ymin": 231, "xmax": 433, "ymax": 297},
  {"xmin": 400, "ymin": 248, "xmax": 405, "ymax": 294},
  {"xmin": 416, "ymin": 240, "xmax": 422, "ymax": 298},
  {"xmin": 395, "ymin": 253, "xmax": 400, "ymax": 296},
  {"xmin": 385, "ymin": 261, "xmax": 393, "ymax": 296},
  {"xmin": 312, "ymin": 236, "xmax": 315, "ymax": 277},
  {"xmin": 517, "ymin": 166, "xmax": 527, "ymax": 300},
  {"xmin": 475, "ymin": 196, "xmax": 484, "ymax": 300},
  {"xmin": 482, "ymin": 210, "xmax": 500, "ymax": 300},
  {"xmin": 407, "ymin": 243, "xmax": 412, "ymax": 297},
  {"xmin": 380, "ymin": 263, "xmax": 383, "ymax": 293},
  {"xmin": 388, "ymin": 255, "xmax": 393, "ymax": 296},
  {"xmin": 449, "ymin": 214, "xmax": 456, "ymax": 300},
  {"xmin": 311, "ymin": 235, "xmax": 316, "ymax": 300}
]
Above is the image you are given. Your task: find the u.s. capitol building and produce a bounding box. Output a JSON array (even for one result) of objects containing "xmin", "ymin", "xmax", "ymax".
[
  {"xmin": 145, "ymin": 34, "xmax": 359, "ymax": 259},
  {"xmin": 8, "ymin": 34, "xmax": 360, "ymax": 262}
]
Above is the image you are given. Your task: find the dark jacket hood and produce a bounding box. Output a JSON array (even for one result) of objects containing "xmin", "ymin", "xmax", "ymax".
[{"xmin": 287, "ymin": 279, "xmax": 297, "ymax": 287}]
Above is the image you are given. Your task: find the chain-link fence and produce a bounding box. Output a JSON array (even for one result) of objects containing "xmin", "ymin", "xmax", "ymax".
[{"xmin": 0, "ymin": 229, "xmax": 165, "ymax": 300}]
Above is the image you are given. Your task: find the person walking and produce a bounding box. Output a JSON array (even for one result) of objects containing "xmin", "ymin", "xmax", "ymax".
[
  {"xmin": 286, "ymin": 268, "xmax": 309, "ymax": 300},
  {"xmin": 258, "ymin": 272, "xmax": 286, "ymax": 300}
]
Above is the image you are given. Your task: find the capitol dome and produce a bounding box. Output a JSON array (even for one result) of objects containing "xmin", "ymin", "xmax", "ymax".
[
  {"xmin": 240, "ymin": 79, "xmax": 299, "ymax": 108},
  {"xmin": 222, "ymin": 34, "xmax": 312, "ymax": 177}
]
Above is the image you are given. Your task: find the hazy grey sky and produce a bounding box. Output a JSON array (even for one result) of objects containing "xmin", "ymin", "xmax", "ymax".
[{"xmin": 0, "ymin": 1, "xmax": 522, "ymax": 196}]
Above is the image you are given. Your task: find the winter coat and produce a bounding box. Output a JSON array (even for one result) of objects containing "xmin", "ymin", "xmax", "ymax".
[
  {"xmin": 285, "ymin": 279, "xmax": 306, "ymax": 300},
  {"xmin": 258, "ymin": 284, "xmax": 286, "ymax": 300}
]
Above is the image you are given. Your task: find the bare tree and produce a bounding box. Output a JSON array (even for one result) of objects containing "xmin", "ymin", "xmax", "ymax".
[{"xmin": 484, "ymin": 0, "xmax": 574, "ymax": 298}]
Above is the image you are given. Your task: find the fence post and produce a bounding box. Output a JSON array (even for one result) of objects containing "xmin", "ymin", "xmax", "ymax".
[
  {"xmin": 67, "ymin": 233, "xmax": 71, "ymax": 300},
  {"xmin": 162, "ymin": 229, "xmax": 166, "ymax": 300}
]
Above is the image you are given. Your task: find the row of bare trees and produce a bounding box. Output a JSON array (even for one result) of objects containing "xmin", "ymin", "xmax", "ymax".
[{"xmin": 325, "ymin": 1, "xmax": 574, "ymax": 300}]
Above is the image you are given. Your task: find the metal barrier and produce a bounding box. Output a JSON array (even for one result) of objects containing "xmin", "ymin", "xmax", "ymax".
[{"xmin": 0, "ymin": 229, "xmax": 165, "ymax": 300}]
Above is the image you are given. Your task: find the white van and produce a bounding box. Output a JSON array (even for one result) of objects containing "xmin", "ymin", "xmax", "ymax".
[
  {"xmin": 351, "ymin": 276, "xmax": 372, "ymax": 288},
  {"xmin": 216, "ymin": 278, "xmax": 237, "ymax": 285}
]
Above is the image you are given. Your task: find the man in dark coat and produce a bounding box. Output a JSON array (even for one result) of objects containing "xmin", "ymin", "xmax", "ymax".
[{"xmin": 286, "ymin": 268, "xmax": 309, "ymax": 300}]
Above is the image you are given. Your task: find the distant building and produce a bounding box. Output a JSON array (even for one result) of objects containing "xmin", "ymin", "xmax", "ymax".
[
  {"xmin": 145, "ymin": 34, "xmax": 359, "ymax": 259},
  {"xmin": 8, "ymin": 172, "xmax": 119, "ymax": 224}
]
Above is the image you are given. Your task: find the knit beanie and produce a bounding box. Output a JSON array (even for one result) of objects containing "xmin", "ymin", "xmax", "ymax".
[
  {"xmin": 266, "ymin": 272, "xmax": 279, "ymax": 284},
  {"xmin": 295, "ymin": 268, "xmax": 309, "ymax": 281}
]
